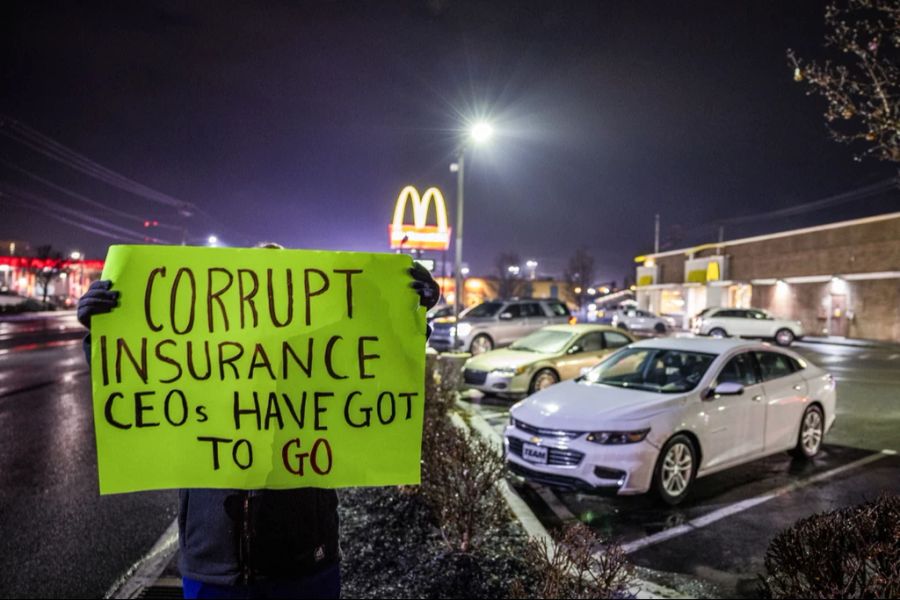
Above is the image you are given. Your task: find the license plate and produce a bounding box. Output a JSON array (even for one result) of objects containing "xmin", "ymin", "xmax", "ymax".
[{"xmin": 522, "ymin": 443, "xmax": 548, "ymax": 464}]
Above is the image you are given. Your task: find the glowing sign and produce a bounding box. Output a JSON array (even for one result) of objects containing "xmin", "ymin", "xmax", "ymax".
[{"xmin": 389, "ymin": 186, "xmax": 451, "ymax": 251}]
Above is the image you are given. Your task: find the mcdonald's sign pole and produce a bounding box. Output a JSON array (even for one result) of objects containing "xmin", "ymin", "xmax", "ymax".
[{"xmin": 453, "ymin": 152, "xmax": 465, "ymax": 350}]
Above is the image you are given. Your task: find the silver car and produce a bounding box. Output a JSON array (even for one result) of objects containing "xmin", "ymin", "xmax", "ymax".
[{"xmin": 428, "ymin": 298, "xmax": 573, "ymax": 354}]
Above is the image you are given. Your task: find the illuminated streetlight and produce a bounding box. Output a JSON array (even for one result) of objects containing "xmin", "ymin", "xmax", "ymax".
[
  {"xmin": 587, "ymin": 287, "xmax": 596, "ymax": 295},
  {"xmin": 526, "ymin": 260, "xmax": 538, "ymax": 280},
  {"xmin": 470, "ymin": 121, "xmax": 494, "ymax": 145},
  {"xmin": 452, "ymin": 118, "xmax": 496, "ymax": 350},
  {"xmin": 507, "ymin": 265, "xmax": 520, "ymax": 276},
  {"xmin": 70, "ymin": 251, "xmax": 82, "ymax": 260},
  {"xmin": 207, "ymin": 235, "xmax": 219, "ymax": 246}
]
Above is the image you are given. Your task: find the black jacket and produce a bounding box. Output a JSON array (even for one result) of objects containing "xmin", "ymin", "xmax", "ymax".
[{"xmin": 178, "ymin": 488, "xmax": 340, "ymax": 585}]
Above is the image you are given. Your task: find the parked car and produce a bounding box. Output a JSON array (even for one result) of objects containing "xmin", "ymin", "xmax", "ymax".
[
  {"xmin": 505, "ymin": 337, "xmax": 835, "ymax": 505},
  {"xmin": 429, "ymin": 298, "xmax": 573, "ymax": 354},
  {"xmin": 461, "ymin": 324, "xmax": 635, "ymax": 397},
  {"xmin": 610, "ymin": 308, "xmax": 670, "ymax": 334},
  {"xmin": 426, "ymin": 304, "xmax": 455, "ymax": 325},
  {"xmin": 693, "ymin": 307, "xmax": 803, "ymax": 346}
]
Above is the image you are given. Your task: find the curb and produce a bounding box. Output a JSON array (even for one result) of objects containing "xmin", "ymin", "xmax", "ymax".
[
  {"xmin": 104, "ymin": 518, "xmax": 179, "ymax": 599},
  {"xmin": 456, "ymin": 401, "xmax": 692, "ymax": 600}
]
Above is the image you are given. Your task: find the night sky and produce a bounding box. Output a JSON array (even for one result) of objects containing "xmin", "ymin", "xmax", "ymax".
[{"xmin": 1, "ymin": 1, "xmax": 897, "ymax": 284}]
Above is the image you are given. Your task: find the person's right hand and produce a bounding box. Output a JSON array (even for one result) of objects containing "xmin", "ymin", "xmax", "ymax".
[{"xmin": 77, "ymin": 280, "xmax": 119, "ymax": 329}]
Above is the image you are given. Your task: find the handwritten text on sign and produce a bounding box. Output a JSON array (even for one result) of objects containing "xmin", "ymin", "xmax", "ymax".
[{"xmin": 91, "ymin": 245, "xmax": 425, "ymax": 494}]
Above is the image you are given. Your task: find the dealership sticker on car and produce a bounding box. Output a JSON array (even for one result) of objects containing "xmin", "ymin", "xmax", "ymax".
[{"xmin": 522, "ymin": 443, "xmax": 548, "ymax": 464}]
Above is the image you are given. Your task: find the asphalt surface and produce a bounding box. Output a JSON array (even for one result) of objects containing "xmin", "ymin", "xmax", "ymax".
[
  {"xmin": 0, "ymin": 313, "xmax": 178, "ymax": 599},
  {"xmin": 466, "ymin": 339, "xmax": 900, "ymax": 598}
]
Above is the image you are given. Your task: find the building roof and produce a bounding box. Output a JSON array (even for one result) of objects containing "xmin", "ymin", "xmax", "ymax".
[{"xmin": 636, "ymin": 211, "xmax": 900, "ymax": 262}]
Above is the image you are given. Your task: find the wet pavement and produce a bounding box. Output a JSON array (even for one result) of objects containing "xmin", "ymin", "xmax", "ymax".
[
  {"xmin": 0, "ymin": 313, "xmax": 177, "ymax": 598},
  {"xmin": 464, "ymin": 340, "xmax": 900, "ymax": 598}
]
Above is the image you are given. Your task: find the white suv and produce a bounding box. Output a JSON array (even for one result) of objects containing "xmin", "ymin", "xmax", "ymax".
[{"xmin": 693, "ymin": 308, "xmax": 803, "ymax": 346}]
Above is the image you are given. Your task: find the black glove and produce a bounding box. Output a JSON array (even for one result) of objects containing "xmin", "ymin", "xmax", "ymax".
[
  {"xmin": 77, "ymin": 280, "xmax": 119, "ymax": 329},
  {"xmin": 408, "ymin": 262, "xmax": 440, "ymax": 310}
]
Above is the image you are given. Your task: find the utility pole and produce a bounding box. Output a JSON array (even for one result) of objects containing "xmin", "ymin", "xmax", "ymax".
[
  {"xmin": 452, "ymin": 152, "xmax": 465, "ymax": 350},
  {"xmin": 654, "ymin": 213, "xmax": 660, "ymax": 254}
]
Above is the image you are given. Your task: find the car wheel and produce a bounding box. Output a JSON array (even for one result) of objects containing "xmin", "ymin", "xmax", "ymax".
[
  {"xmin": 469, "ymin": 334, "xmax": 494, "ymax": 356},
  {"xmin": 708, "ymin": 327, "xmax": 727, "ymax": 338},
  {"xmin": 653, "ymin": 434, "xmax": 696, "ymax": 506},
  {"xmin": 654, "ymin": 322, "xmax": 667, "ymax": 334},
  {"xmin": 774, "ymin": 328, "xmax": 795, "ymax": 346},
  {"xmin": 529, "ymin": 368, "xmax": 559, "ymax": 394},
  {"xmin": 790, "ymin": 405, "xmax": 824, "ymax": 459}
]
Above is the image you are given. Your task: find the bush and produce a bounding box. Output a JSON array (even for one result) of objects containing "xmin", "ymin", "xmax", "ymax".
[
  {"xmin": 420, "ymin": 418, "xmax": 508, "ymax": 553},
  {"xmin": 424, "ymin": 353, "xmax": 463, "ymax": 424},
  {"xmin": 510, "ymin": 522, "xmax": 633, "ymax": 599},
  {"xmin": 760, "ymin": 494, "xmax": 900, "ymax": 599}
]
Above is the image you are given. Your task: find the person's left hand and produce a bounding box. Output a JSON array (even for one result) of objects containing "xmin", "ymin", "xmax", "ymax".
[{"xmin": 408, "ymin": 262, "xmax": 440, "ymax": 310}]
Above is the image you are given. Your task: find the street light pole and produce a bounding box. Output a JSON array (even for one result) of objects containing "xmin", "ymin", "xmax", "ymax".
[{"xmin": 452, "ymin": 151, "xmax": 465, "ymax": 350}]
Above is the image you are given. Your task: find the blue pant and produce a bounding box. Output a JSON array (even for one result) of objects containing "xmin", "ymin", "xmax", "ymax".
[{"xmin": 182, "ymin": 564, "xmax": 340, "ymax": 599}]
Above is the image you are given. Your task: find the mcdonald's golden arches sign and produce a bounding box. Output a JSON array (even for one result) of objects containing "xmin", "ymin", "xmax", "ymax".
[{"xmin": 388, "ymin": 186, "xmax": 452, "ymax": 251}]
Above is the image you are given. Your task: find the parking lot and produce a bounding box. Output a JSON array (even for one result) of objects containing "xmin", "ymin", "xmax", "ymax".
[{"xmin": 460, "ymin": 339, "xmax": 900, "ymax": 597}]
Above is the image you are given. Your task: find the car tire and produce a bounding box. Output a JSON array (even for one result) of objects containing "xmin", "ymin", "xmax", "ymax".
[
  {"xmin": 654, "ymin": 322, "xmax": 667, "ymax": 334},
  {"xmin": 529, "ymin": 368, "xmax": 559, "ymax": 394},
  {"xmin": 652, "ymin": 434, "xmax": 697, "ymax": 506},
  {"xmin": 774, "ymin": 328, "xmax": 795, "ymax": 346},
  {"xmin": 790, "ymin": 405, "xmax": 824, "ymax": 459},
  {"xmin": 469, "ymin": 334, "xmax": 494, "ymax": 356},
  {"xmin": 708, "ymin": 327, "xmax": 727, "ymax": 338}
]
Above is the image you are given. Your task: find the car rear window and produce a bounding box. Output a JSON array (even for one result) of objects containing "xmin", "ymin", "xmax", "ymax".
[
  {"xmin": 754, "ymin": 351, "xmax": 794, "ymax": 381},
  {"xmin": 545, "ymin": 300, "xmax": 570, "ymax": 317}
]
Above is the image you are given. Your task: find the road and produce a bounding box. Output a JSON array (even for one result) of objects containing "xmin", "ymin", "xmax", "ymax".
[
  {"xmin": 0, "ymin": 313, "xmax": 177, "ymax": 599},
  {"xmin": 465, "ymin": 338, "xmax": 900, "ymax": 597}
]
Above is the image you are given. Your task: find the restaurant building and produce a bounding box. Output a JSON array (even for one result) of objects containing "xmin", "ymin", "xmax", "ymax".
[{"xmin": 634, "ymin": 212, "xmax": 900, "ymax": 342}]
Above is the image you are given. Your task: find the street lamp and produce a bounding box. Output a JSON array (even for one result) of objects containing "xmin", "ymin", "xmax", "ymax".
[
  {"xmin": 452, "ymin": 120, "xmax": 495, "ymax": 350},
  {"xmin": 526, "ymin": 260, "xmax": 538, "ymax": 280},
  {"xmin": 207, "ymin": 235, "xmax": 219, "ymax": 246}
]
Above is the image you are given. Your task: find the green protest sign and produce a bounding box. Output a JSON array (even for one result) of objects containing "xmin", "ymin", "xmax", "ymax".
[{"xmin": 91, "ymin": 245, "xmax": 425, "ymax": 495}]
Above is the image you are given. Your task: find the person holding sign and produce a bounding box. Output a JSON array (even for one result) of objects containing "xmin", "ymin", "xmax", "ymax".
[{"xmin": 77, "ymin": 248, "xmax": 440, "ymax": 600}]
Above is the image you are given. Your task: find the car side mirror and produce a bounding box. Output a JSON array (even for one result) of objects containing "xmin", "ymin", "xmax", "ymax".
[
  {"xmin": 706, "ymin": 381, "xmax": 744, "ymax": 399},
  {"xmin": 499, "ymin": 312, "xmax": 513, "ymax": 320}
]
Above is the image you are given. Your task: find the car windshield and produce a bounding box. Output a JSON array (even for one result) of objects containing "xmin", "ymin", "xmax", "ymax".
[
  {"xmin": 582, "ymin": 347, "xmax": 716, "ymax": 393},
  {"xmin": 463, "ymin": 302, "xmax": 504, "ymax": 318},
  {"xmin": 509, "ymin": 330, "xmax": 575, "ymax": 354}
]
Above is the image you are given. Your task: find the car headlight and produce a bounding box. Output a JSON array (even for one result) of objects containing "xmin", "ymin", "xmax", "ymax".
[
  {"xmin": 455, "ymin": 323, "xmax": 473, "ymax": 337},
  {"xmin": 493, "ymin": 365, "xmax": 527, "ymax": 376},
  {"xmin": 585, "ymin": 429, "xmax": 650, "ymax": 445}
]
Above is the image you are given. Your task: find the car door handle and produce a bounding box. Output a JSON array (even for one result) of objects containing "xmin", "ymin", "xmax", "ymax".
[{"xmin": 752, "ymin": 395, "xmax": 763, "ymax": 402}]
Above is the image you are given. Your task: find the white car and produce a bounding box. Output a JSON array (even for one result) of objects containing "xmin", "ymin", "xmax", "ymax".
[
  {"xmin": 504, "ymin": 337, "xmax": 835, "ymax": 505},
  {"xmin": 610, "ymin": 308, "xmax": 670, "ymax": 334},
  {"xmin": 693, "ymin": 308, "xmax": 803, "ymax": 346}
]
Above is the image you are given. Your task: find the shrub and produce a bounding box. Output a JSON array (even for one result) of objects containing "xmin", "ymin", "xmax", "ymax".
[
  {"xmin": 760, "ymin": 494, "xmax": 900, "ymax": 599},
  {"xmin": 510, "ymin": 522, "xmax": 633, "ymax": 599},
  {"xmin": 420, "ymin": 418, "xmax": 508, "ymax": 553},
  {"xmin": 424, "ymin": 353, "xmax": 463, "ymax": 424}
]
